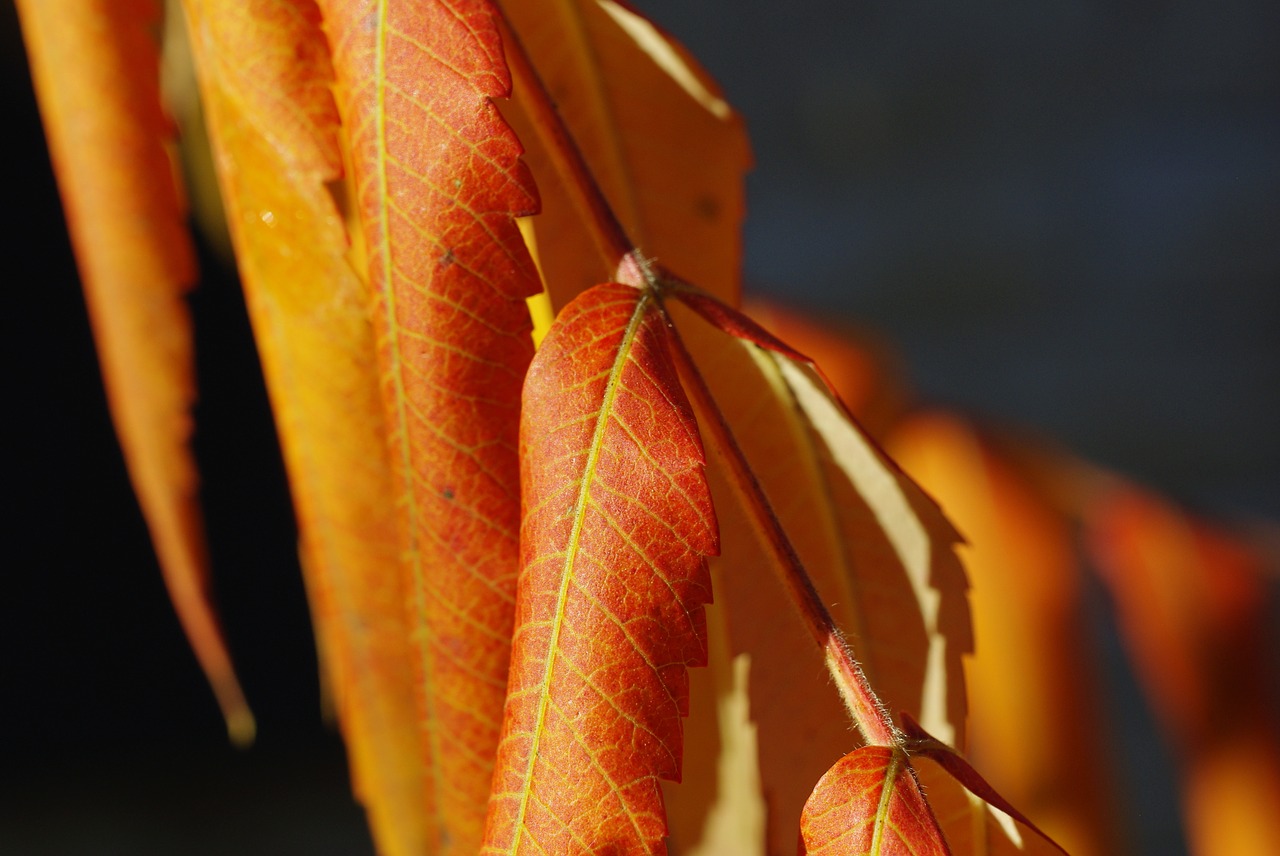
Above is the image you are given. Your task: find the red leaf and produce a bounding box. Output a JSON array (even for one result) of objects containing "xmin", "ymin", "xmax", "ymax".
[
  {"xmin": 484, "ymin": 282, "xmax": 718, "ymax": 854},
  {"xmin": 317, "ymin": 1, "xmax": 542, "ymax": 848},
  {"xmin": 800, "ymin": 745, "xmax": 950, "ymax": 856}
]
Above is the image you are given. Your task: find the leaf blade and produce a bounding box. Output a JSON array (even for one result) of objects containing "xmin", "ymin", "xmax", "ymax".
[
  {"xmin": 178, "ymin": 0, "xmax": 428, "ymax": 850},
  {"xmin": 317, "ymin": 0, "xmax": 542, "ymax": 848},
  {"xmin": 484, "ymin": 282, "xmax": 717, "ymax": 854},
  {"xmin": 800, "ymin": 746, "xmax": 950, "ymax": 856},
  {"xmin": 16, "ymin": 0, "xmax": 250, "ymax": 740},
  {"xmin": 500, "ymin": 0, "xmax": 750, "ymax": 308}
]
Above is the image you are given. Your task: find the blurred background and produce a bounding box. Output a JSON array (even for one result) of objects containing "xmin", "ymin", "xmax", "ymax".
[{"xmin": 2, "ymin": 0, "xmax": 1277, "ymax": 853}]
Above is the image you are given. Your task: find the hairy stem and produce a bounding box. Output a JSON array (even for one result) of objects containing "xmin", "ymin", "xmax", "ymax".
[{"xmin": 660, "ymin": 300, "xmax": 900, "ymax": 748}]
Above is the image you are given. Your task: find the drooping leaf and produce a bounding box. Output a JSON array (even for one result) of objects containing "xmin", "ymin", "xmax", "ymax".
[
  {"xmin": 799, "ymin": 745, "xmax": 949, "ymax": 856},
  {"xmin": 15, "ymin": 0, "xmax": 251, "ymax": 741},
  {"xmin": 887, "ymin": 413, "xmax": 1117, "ymax": 856},
  {"xmin": 315, "ymin": 1, "xmax": 542, "ymax": 849},
  {"xmin": 483, "ymin": 282, "xmax": 718, "ymax": 854},
  {"xmin": 177, "ymin": 0, "xmax": 427, "ymax": 852},
  {"xmin": 499, "ymin": 0, "xmax": 750, "ymax": 308},
  {"xmin": 663, "ymin": 289, "xmax": 972, "ymax": 849},
  {"xmin": 901, "ymin": 715, "xmax": 1067, "ymax": 855}
]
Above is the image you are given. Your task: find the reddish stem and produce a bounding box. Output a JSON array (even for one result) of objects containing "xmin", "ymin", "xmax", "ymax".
[
  {"xmin": 496, "ymin": 9, "xmax": 635, "ymax": 272},
  {"xmin": 660, "ymin": 302, "xmax": 900, "ymax": 748}
]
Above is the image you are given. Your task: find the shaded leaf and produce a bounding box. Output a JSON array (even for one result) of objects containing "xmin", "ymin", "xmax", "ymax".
[
  {"xmin": 317, "ymin": 0, "xmax": 542, "ymax": 849},
  {"xmin": 800, "ymin": 746, "xmax": 949, "ymax": 856},
  {"xmin": 15, "ymin": 0, "xmax": 250, "ymax": 740},
  {"xmin": 674, "ymin": 300, "xmax": 970, "ymax": 852},
  {"xmin": 484, "ymin": 282, "xmax": 717, "ymax": 854},
  {"xmin": 500, "ymin": 0, "xmax": 750, "ymax": 308},
  {"xmin": 178, "ymin": 0, "xmax": 427, "ymax": 851},
  {"xmin": 675, "ymin": 289, "xmax": 970, "ymax": 748}
]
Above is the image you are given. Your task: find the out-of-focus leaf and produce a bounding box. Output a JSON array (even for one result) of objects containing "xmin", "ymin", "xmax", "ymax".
[
  {"xmin": 887, "ymin": 413, "xmax": 1117, "ymax": 856},
  {"xmin": 484, "ymin": 282, "xmax": 717, "ymax": 854},
  {"xmin": 15, "ymin": 0, "xmax": 251, "ymax": 742},
  {"xmin": 500, "ymin": 0, "xmax": 750, "ymax": 309},
  {"xmin": 316, "ymin": 1, "xmax": 542, "ymax": 850},
  {"xmin": 1086, "ymin": 486, "xmax": 1280, "ymax": 856},
  {"xmin": 178, "ymin": 0, "xmax": 427, "ymax": 852}
]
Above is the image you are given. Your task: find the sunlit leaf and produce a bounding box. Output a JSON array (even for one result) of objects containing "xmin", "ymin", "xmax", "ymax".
[
  {"xmin": 178, "ymin": 0, "xmax": 427, "ymax": 851},
  {"xmin": 500, "ymin": 0, "xmax": 750, "ymax": 309},
  {"xmin": 316, "ymin": 1, "xmax": 543, "ymax": 849},
  {"xmin": 484, "ymin": 282, "xmax": 717, "ymax": 854},
  {"xmin": 800, "ymin": 745, "xmax": 949, "ymax": 856}
]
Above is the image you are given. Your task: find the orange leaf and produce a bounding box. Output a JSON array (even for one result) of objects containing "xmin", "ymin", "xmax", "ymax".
[
  {"xmin": 317, "ymin": 1, "xmax": 542, "ymax": 849},
  {"xmin": 178, "ymin": 0, "xmax": 428, "ymax": 852},
  {"xmin": 483, "ymin": 282, "xmax": 718, "ymax": 854},
  {"xmin": 15, "ymin": 0, "xmax": 251, "ymax": 741},
  {"xmin": 800, "ymin": 746, "xmax": 949, "ymax": 856},
  {"xmin": 500, "ymin": 0, "xmax": 750, "ymax": 308}
]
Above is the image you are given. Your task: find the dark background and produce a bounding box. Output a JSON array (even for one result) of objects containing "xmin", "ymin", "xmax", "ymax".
[{"xmin": 3, "ymin": 1, "xmax": 1278, "ymax": 853}]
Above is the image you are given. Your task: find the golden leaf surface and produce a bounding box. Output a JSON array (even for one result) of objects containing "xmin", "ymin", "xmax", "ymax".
[
  {"xmin": 179, "ymin": 1, "xmax": 427, "ymax": 852},
  {"xmin": 317, "ymin": 1, "xmax": 542, "ymax": 849},
  {"xmin": 483, "ymin": 282, "xmax": 717, "ymax": 854},
  {"xmin": 14, "ymin": 0, "xmax": 250, "ymax": 741},
  {"xmin": 499, "ymin": 0, "xmax": 750, "ymax": 308}
]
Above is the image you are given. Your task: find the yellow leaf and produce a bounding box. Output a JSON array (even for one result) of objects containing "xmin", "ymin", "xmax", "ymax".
[{"xmin": 178, "ymin": 0, "xmax": 427, "ymax": 852}]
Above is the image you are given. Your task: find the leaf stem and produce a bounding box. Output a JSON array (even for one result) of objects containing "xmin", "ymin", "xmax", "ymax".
[
  {"xmin": 659, "ymin": 303, "xmax": 900, "ymax": 748},
  {"xmin": 496, "ymin": 9, "xmax": 635, "ymax": 272}
]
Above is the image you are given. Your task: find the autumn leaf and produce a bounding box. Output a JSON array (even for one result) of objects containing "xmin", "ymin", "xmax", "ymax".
[
  {"xmin": 483, "ymin": 281, "xmax": 717, "ymax": 854},
  {"xmin": 313, "ymin": 1, "xmax": 544, "ymax": 850},
  {"xmin": 799, "ymin": 715, "xmax": 1067, "ymax": 856},
  {"xmin": 492, "ymin": 4, "xmax": 970, "ymax": 840},
  {"xmin": 799, "ymin": 745, "xmax": 949, "ymax": 856},
  {"xmin": 658, "ymin": 287, "xmax": 971, "ymax": 849},
  {"xmin": 499, "ymin": 0, "xmax": 750, "ymax": 308},
  {"xmin": 176, "ymin": 0, "xmax": 427, "ymax": 852},
  {"xmin": 14, "ymin": 0, "xmax": 251, "ymax": 742}
]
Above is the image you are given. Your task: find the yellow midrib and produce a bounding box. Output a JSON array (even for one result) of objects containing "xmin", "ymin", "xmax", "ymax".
[
  {"xmin": 870, "ymin": 749, "xmax": 902, "ymax": 855},
  {"xmin": 508, "ymin": 289, "xmax": 652, "ymax": 847}
]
